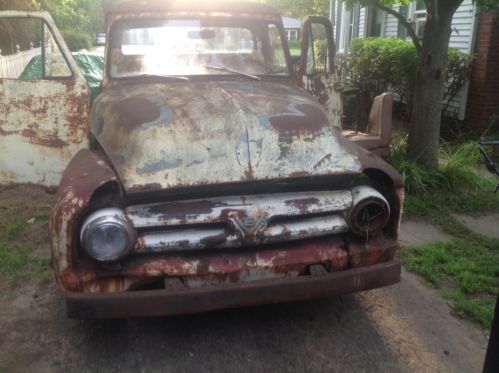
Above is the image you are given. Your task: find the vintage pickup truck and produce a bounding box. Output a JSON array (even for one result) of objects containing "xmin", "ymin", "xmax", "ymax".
[{"xmin": 0, "ymin": 0, "xmax": 403, "ymax": 319}]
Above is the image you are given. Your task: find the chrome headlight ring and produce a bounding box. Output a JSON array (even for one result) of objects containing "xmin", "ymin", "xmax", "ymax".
[{"xmin": 80, "ymin": 207, "xmax": 136, "ymax": 262}]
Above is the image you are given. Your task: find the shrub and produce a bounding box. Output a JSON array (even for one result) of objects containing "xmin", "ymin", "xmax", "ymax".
[
  {"xmin": 390, "ymin": 136, "xmax": 486, "ymax": 194},
  {"xmin": 442, "ymin": 48, "xmax": 474, "ymax": 115},
  {"xmin": 347, "ymin": 38, "xmax": 472, "ymax": 126},
  {"xmin": 62, "ymin": 29, "xmax": 92, "ymax": 52}
]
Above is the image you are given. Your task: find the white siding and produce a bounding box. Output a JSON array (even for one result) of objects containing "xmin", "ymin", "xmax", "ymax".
[
  {"xmin": 449, "ymin": 0, "xmax": 475, "ymax": 53},
  {"xmin": 358, "ymin": 7, "xmax": 367, "ymax": 38},
  {"xmin": 384, "ymin": 6, "xmax": 399, "ymax": 38},
  {"xmin": 448, "ymin": 0, "xmax": 477, "ymax": 119},
  {"xmin": 333, "ymin": 0, "xmax": 341, "ymax": 44}
]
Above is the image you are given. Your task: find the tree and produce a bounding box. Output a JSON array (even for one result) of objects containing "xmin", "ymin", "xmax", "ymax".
[
  {"xmin": 347, "ymin": 0, "xmax": 498, "ymax": 168},
  {"xmin": 260, "ymin": 0, "xmax": 330, "ymax": 19}
]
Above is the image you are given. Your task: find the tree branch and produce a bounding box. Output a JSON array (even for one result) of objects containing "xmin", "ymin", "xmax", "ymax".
[{"xmin": 373, "ymin": 1, "xmax": 422, "ymax": 54}]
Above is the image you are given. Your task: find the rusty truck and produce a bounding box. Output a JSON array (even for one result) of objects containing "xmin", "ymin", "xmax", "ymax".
[{"xmin": 0, "ymin": 0, "xmax": 403, "ymax": 319}]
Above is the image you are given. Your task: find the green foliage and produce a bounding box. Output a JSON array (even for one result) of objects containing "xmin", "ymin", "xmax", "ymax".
[
  {"xmin": 390, "ymin": 136, "xmax": 499, "ymax": 215},
  {"xmin": 62, "ymin": 29, "xmax": 91, "ymax": 51},
  {"xmin": 0, "ymin": 0, "xmax": 105, "ymax": 53},
  {"xmin": 313, "ymin": 39, "xmax": 328, "ymax": 71},
  {"xmin": 348, "ymin": 38, "xmax": 415, "ymax": 122},
  {"xmin": 287, "ymin": 39, "xmax": 301, "ymax": 49},
  {"xmin": 259, "ymin": 0, "xmax": 329, "ymax": 19},
  {"xmin": 348, "ymin": 38, "xmax": 473, "ymax": 121},
  {"xmin": 443, "ymin": 48, "xmax": 474, "ymax": 116},
  {"xmin": 394, "ymin": 136, "xmax": 499, "ymax": 327},
  {"xmin": 349, "ymin": 38, "xmax": 417, "ymax": 118},
  {"xmin": 40, "ymin": 0, "xmax": 105, "ymax": 36}
]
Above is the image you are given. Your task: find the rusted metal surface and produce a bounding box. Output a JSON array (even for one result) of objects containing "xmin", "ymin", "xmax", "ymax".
[
  {"xmin": 43, "ymin": 3, "xmax": 405, "ymax": 319},
  {"xmin": 126, "ymin": 188, "xmax": 391, "ymax": 253},
  {"xmin": 92, "ymin": 81, "xmax": 360, "ymax": 193},
  {"xmin": 299, "ymin": 16, "xmax": 343, "ymax": 129},
  {"xmin": 301, "ymin": 73, "xmax": 343, "ymax": 130},
  {"xmin": 66, "ymin": 260, "xmax": 402, "ymax": 319},
  {"xmin": 49, "ymin": 149, "xmax": 119, "ymax": 290},
  {"xmin": 0, "ymin": 11, "xmax": 90, "ymax": 187}
]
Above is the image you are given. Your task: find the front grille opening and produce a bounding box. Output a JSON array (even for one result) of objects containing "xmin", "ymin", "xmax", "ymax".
[
  {"xmin": 137, "ymin": 221, "xmax": 231, "ymax": 234},
  {"xmin": 267, "ymin": 211, "xmax": 340, "ymax": 225}
]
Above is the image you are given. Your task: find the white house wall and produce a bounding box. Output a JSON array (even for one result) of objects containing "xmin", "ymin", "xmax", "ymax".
[
  {"xmin": 384, "ymin": 6, "xmax": 399, "ymax": 38},
  {"xmin": 335, "ymin": 1, "xmax": 476, "ymax": 120},
  {"xmin": 358, "ymin": 7, "xmax": 367, "ymax": 38},
  {"xmin": 449, "ymin": 0, "xmax": 476, "ymax": 53}
]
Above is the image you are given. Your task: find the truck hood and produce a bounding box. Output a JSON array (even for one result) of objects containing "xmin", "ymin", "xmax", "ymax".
[{"xmin": 91, "ymin": 81, "xmax": 362, "ymax": 193}]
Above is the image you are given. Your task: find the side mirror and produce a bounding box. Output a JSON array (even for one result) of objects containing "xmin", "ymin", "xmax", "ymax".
[{"xmin": 300, "ymin": 16, "xmax": 335, "ymax": 76}]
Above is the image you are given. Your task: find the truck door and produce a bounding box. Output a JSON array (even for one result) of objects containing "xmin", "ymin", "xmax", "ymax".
[
  {"xmin": 299, "ymin": 16, "xmax": 342, "ymax": 129},
  {"xmin": 0, "ymin": 12, "xmax": 90, "ymax": 187}
]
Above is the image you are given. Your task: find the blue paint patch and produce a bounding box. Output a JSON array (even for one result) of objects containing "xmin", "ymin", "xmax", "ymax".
[
  {"xmin": 137, "ymin": 158, "xmax": 183, "ymax": 174},
  {"xmin": 142, "ymin": 95, "xmax": 176, "ymax": 129}
]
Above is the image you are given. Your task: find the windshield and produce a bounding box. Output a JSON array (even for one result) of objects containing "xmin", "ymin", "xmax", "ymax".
[{"xmin": 109, "ymin": 18, "xmax": 290, "ymax": 78}]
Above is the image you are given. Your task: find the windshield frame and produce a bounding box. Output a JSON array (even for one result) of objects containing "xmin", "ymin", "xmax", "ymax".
[{"xmin": 106, "ymin": 16, "xmax": 293, "ymax": 81}]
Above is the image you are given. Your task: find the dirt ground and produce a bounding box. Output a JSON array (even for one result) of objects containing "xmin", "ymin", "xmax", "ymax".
[{"xmin": 0, "ymin": 185, "xmax": 489, "ymax": 373}]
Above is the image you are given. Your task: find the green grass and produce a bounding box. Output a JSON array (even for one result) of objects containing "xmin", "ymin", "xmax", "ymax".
[
  {"xmin": 400, "ymin": 236, "xmax": 499, "ymax": 327},
  {"xmin": 390, "ymin": 137, "xmax": 499, "ymax": 218},
  {"xmin": 0, "ymin": 205, "xmax": 50, "ymax": 287},
  {"xmin": 391, "ymin": 137, "xmax": 499, "ymax": 327}
]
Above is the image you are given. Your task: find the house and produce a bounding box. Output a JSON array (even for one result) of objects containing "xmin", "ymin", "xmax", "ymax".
[
  {"xmin": 332, "ymin": 0, "xmax": 498, "ymax": 129},
  {"xmin": 282, "ymin": 16, "xmax": 302, "ymax": 40}
]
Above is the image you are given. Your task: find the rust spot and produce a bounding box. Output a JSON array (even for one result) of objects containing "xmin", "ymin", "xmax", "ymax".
[
  {"xmin": 289, "ymin": 171, "xmax": 310, "ymax": 178},
  {"xmin": 284, "ymin": 197, "xmax": 320, "ymax": 214},
  {"xmin": 114, "ymin": 96, "xmax": 160, "ymax": 133},
  {"xmin": 269, "ymin": 104, "xmax": 328, "ymax": 143},
  {"xmin": 130, "ymin": 199, "xmax": 226, "ymax": 223},
  {"xmin": 313, "ymin": 153, "xmax": 332, "ymax": 170},
  {"xmin": 245, "ymin": 161, "xmax": 254, "ymax": 180},
  {"xmin": 21, "ymin": 128, "xmax": 69, "ymax": 149}
]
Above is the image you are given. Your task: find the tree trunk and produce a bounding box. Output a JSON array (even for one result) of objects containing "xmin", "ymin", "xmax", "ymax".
[{"xmin": 406, "ymin": 0, "xmax": 461, "ymax": 168}]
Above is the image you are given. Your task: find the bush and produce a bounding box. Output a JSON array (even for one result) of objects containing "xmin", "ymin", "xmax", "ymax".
[
  {"xmin": 287, "ymin": 39, "xmax": 301, "ymax": 49},
  {"xmin": 390, "ymin": 135, "xmax": 496, "ymax": 196},
  {"xmin": 442, "ymin": 48, "xmax": 474, "ymax": 114},
  {"xmin": 62, "ymin": 29, "xmax": 92, "ymax": 52},
  {"xmin": 347, "ymin": 38, "xmax": 472, "ymax": 125}
]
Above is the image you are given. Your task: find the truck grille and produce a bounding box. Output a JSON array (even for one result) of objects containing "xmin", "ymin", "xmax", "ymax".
[{"xmin": 125, "ymin": 190, "xmax": 353, "ymax": 253}]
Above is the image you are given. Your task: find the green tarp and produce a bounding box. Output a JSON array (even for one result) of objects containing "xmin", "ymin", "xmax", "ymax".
[{"xmin": 20, "ymin": 51, "xmax": 104, "ymax": 102}]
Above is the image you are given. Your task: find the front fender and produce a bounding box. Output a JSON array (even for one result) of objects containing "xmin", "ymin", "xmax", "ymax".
[{"xmin": 49, "ymin": 149, "xmax": 119, "ymax": 291}]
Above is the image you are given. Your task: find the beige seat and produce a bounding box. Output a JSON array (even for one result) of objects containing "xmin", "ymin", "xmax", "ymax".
[{"xmin": 342, "ymin": 93, "xmax": 393, "ymax": 156}]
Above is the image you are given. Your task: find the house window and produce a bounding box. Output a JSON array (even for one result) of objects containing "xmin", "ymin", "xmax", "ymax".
[
  {"xmin": 368, "ymin": 7, "xmax": 385, "ymax": 37},
  {"xmin": 338, "ymin": 3, "xmax": 358, "ymax": 51},
  {"xmin": 397, "ymin": 5, "xmax": 409, "ymax": 38},
  {"xmin": 404, "ymin": 0, "xmax": 427, "ymax": 38},
  {"xmin": 286, "ymin": 29, "xmax": 298, "ymax": 40},
  {"xmin": 414, "ymin": 0, "xmax": 427, "ymax": 38}
]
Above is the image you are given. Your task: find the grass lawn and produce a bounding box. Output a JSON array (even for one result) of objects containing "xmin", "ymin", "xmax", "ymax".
[
  {"xmin": 392, "ymin": 138, "xmax": 499, "ymax": 328},
  {"xmin": 289, "ymin": 47, "xmax": 301, "ymax": 57},
  {"xmin": 0, "ymin": 199, "xmax": 52, "ymax": 288}
]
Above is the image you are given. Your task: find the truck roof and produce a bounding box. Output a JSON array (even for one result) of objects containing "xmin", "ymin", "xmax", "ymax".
[{"xmin": 104, "ymin": 0, "xmax": 280, "ymax": 15}]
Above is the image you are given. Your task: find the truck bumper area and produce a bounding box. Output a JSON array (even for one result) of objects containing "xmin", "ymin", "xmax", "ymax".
[{"xmin": 66, "ymin": 260, "xmax": 401, "ymax": 319}]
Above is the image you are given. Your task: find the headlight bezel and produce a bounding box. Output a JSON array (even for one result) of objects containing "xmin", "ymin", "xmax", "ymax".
[{"xmin": 80, "ymin": 207, "xmax": 136, "ymax": 262}]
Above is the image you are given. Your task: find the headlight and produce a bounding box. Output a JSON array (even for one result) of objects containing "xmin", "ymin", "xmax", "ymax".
[
  {"xmin": 347, "ymin": 186, "xmax": 390, "ymax": 237},
  {"xmin": 80, "ymin": 207, "xmax": 136, "ymax": 262}
]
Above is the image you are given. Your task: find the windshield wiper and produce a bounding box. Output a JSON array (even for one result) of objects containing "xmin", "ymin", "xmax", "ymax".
[
  {"xmin": 134, "ymin": 74, "xmax": 189, "ymax": 81},
  {"xmin": 202, "ymin": 64, "xmax": 261, "ymax": 81}
]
